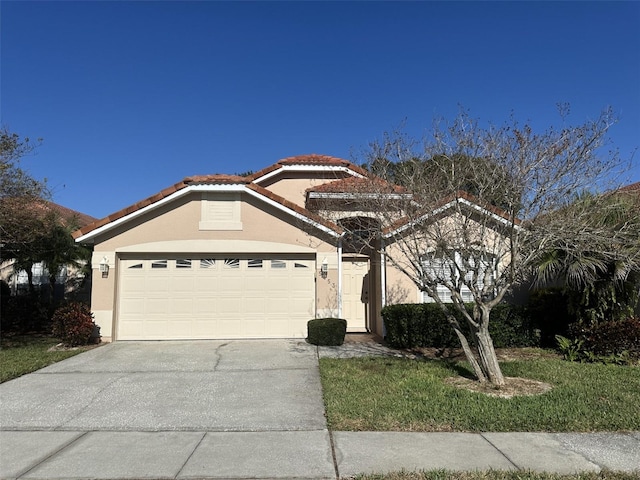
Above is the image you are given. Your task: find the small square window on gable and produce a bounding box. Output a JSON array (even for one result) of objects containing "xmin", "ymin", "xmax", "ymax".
[{"xmin": 199, "ymin": 193, "xmax": 243, "ymax": 231}]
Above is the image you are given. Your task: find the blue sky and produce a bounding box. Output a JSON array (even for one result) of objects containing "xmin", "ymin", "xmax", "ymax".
[{"xmin": 2, "ymin": 1, "xmax": 639, "ymax": 219}]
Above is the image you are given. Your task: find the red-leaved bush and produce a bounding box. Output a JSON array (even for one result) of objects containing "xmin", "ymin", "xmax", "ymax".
[
  {"xmin": 583, "ymin": 317, "xmax": 640, "ymax": 360},
  {"xmin": 51, "ymin": 302, "xmax": 97, "ymax": 346}
]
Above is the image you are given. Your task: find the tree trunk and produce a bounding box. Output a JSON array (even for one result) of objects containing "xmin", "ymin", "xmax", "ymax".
[
  {"xmin": 475, "ymin": 327, "xmax": 505, "ymax": 385},
  {"xmin": 452, "ymin": 326, "xmax": 487, "ymax": 383},
  {"xmin": 26, "ymin": 266, "xmax": 35, "ymax": 296},
  {"xmin": 48, "ymin": 274, "xmax": 56, "ymax": 304},
  {"xmin": 473, "ymin": 305, "xmax": 505, "ymax": 386}
]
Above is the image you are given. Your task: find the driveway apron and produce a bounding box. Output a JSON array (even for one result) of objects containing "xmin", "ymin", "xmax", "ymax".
[
  {"xmin": 0, "ymin": 340, "xmax": 336, "ymax": 479},
  {"xmin": 0, "ymin": 340, "xmax": 326, "ymax": 432}
]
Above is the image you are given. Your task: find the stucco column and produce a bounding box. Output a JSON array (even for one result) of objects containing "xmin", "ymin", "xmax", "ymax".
[
  {"xmin": 380, "ymin": 239, "xmax": 386, "ymax": 308},
  {"xmin": 337, "ymin": 238, "xmax": 343, "ymax": 318}
]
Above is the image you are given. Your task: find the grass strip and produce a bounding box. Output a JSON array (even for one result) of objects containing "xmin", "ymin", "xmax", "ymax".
[
  {"xmin": 320, "ymin": 357, "xmax": 640, "ymax": 432},
  {"xmin": 0, "ymin": 335, "xmax": 86, "ymax": 383},
  {"xmin": 350, "ymin": 471, "xmax": 639, "ymax": 480}
]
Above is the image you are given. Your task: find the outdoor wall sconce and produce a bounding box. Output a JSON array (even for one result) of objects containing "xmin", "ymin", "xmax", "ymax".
[
  {"xmin": 320, "ymin": 258, "xmax": 328, "ymax": 279},
  {"xmin": 99, "ymin": 257, "xmax": 110, "ymax": 278}
]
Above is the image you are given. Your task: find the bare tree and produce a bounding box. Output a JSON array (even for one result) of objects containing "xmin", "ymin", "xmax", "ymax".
[
  {"xmin": 323, "ymin": 107, "xmax": 638, "ymax": 385},
  {"xmin": 0, "ymin": 126, "xmax": 48, "ymax": 257}
]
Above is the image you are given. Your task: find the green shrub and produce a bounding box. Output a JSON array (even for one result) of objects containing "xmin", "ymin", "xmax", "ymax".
[
  {"xmin": 382, "ymin": 303, "xmax": 456, "ymax": 349},
  {"xmin": 382, "ymin": 303, "xmax": 538, "ymax": 349},
  {"xmin": 51, "ymin": 302, "xmax": 97, "ymax": 346},
  {"xmin": 1, "ymin": 295, "xmax": 50, "ymax": 333},
  {"xmin": 489, "ymin": 303, "xmax": 539, "ymax": 347},
  {"xmin": 584, "ymin": 317, "xmax": 640, "ymax": 358},
  {"xmin": 563, "ymin": 317, "xmax": 640, "ymax": 365},
  {"xmin": 307, "ymin": 318, "xmax": 347, "ymax": 346}
]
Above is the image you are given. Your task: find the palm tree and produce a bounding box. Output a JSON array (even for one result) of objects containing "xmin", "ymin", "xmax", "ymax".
[
  {"xmin": 38, "ymin": 223, "xmax": 91, "ymax": 303},
  {"xmin": 533, "ymin": 189, "xmax": 640, "ymax": 325}
]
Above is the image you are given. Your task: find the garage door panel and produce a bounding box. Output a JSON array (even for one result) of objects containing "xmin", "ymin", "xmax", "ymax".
[
  {"xmin": 195, "ymin": 277, "xmax": 219, "ymax": 292},
  {"xmin": 217, "ymin": 297, "xmax": 241, "ymax": 314},
  {"xmin": 118, "ymin": 255, "xmax": 315, "ymax": 340},
  {"xmin": 144, "ymin": 320, "xmax": 168, "ymax": 338},
  {"xmin": 265, "ymin": 318, "xmax": 289, "ymax": 336},
  {"xmin": 171, "ymin": 298, "xmax": 194, "ymax": 314},
  {"xmin": 120, "ymin": 276, "xmax": 146, "ymax": 293},
  {"xmin": 244, "ymin": 318, "xmax": 265, "ymax": 333},
  {"xmin": 217, "ymin": 319, "xmax": 243, "ymax": 337},
  {"xmin": 118, "ymin": 319, "xmax": 143, "ymax": 339},
  {"xmin": 147, "ymin": 277, "xmax": 171, "ymax": 292},
  {"xmin": 195, "ymin": 297, "xmax": 217, "ymax": 313},
  {"xmin": 192, "ymin": 319, "xmax": 217, "ymax": 337},
  {"xmin": 146, "ymin": 298, "xmax": 170, "ymax": 314},
  {"xmin": 244, "ymin": 297, "xmax": 266, "ymax": 314},
  {"xmin": 166, "ymin": 318, "xmax": 192, "ymax": 338},
  {"xmin": 170, "ymin": 276, "xmax": 195, "ymax": 293},
  {"xmin": 120, "ymin": 297, "xmax": 145, "ymax": 315}
]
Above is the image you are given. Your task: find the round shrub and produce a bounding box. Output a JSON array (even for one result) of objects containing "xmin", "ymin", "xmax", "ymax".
[
  {"xmin": 307, "ymin": 318, "xmax": 347, "ymax": 346},
  {"xmin": 51, "ymin": 302, "xmax": 96, "ymax": 346}
]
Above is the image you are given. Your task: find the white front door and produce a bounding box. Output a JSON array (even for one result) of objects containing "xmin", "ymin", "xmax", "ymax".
[{"xmin": 341, "ymin": 257, "xmax": 369, "ymax": 332}]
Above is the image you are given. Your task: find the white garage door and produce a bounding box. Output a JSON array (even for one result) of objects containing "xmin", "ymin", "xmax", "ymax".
[{"xmin": 117, "ymin": 255, "xmax": 315, "ymax": 340}]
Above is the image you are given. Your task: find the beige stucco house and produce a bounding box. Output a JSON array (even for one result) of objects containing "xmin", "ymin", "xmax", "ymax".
[{"xmin": 73, "ymin": 154, "xmax": 512, "ymax": 342}]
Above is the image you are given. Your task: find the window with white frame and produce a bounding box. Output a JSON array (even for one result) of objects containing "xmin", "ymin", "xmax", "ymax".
[{"xmin": 421, "ymin": 251, "xmax": 495, "ymax": 303}]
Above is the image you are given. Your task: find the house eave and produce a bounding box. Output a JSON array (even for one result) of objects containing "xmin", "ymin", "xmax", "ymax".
[
  {"xmin": 74, "ymin": 184, "xmax": 341, "ymax": 244},
  {"xmin": 253, "ymin": 164, "xmax": 365, "ymax": 184},
  {"xmin": 383, "ymin": 197, "xmax": 523, "ymax": 239}
]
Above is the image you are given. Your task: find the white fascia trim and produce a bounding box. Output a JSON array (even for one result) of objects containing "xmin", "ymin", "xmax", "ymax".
[
  {"xmin": 383, "ymin": 197, "xmax": 522, "ymax": 239},
  {"xmin": 76, "ymin": 183, "xmax": 341, "ymax": 243},
  {"xmin": 75, "ymin": 186, "xmax": 198, "ymax": 243},
  {"xmin": 190, "ymin": 184, "xmax": 246, "ymax": 192},
  {"xmin": 253, "ymin": 165, "xmax": 365, "ymax": 184},
  {"xmin": 243, "ymin": 188, "xmax": 341, "ymax": 238},
  {"xmin": 308, "ymin": 192, "xmax": 411, "ymax": 200},
  {"xmin": 457, "ymin": 198, "xmax": 524, "ymax": 231}
]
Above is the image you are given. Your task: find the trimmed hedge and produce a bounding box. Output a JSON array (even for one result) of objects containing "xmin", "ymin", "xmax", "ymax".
[
  {"xmin": 307, "ymin": 318, "xmax": 347, "ymax": 346},
  {"xmin": 382, "ymin": 303, "xmax": 539, "ymax": 349}
]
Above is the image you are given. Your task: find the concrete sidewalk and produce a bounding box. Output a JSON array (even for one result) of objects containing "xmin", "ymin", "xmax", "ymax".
[{"xmin": 1, "ymin": 430, "xmax": 639, "ymax": 479}]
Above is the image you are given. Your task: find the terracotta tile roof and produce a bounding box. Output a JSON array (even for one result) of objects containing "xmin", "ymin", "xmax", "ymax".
[
  {"xmin": 383, "ymin": 190, "xmax": 521, "ymax": 235},
  {"xmin": 72, "ymin": 169, "xmax": 344, "ymax": 240},
  {"xmin": 2, "ymin": 198, "xmax": 97, "ymax": 229},
  {"xmin": 72, "ymin": 180, "xmax": 189, "ymax": 239},
  {"xmin": 246, "ymin": 183, "xmax": 343, "ymax": 235},
  {"xmin": 183, "ymin": 174, "xmax": 250, "ymax": 184},
  {"xmin": 619, "ymin": 182, "xmax": 640, "ymax": 192},
  {"xmin": 249, "ymin": 154, "xmax": 369, "ymax": 181},
  {"xmin": 38, "ymin": 200, "xmax": 97, "ymax": 228},
  {"xmin": 307, "ymin": 176, "xmax": 407, "ymax": 195}
]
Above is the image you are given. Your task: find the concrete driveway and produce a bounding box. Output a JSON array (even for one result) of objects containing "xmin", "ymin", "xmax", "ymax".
[
  {"xmin": 0, "ymin": 340, "xmax": 337, "ymax": 480},
  {"xmin": 0, "ymin": 340, "xmax": 327, "ymax": 432}
]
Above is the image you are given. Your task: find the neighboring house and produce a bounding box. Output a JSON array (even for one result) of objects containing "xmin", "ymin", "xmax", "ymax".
[
  {"xmin": 619, "ymin": 181, "xmax": 640, "ymax": 192},
  {"xmin": 0, "ymin": 200, "xmax": 97, "ymax": 297},
  {"xmin": 73, "ymin": 155, "xmax": 512, "ymax": 342}
]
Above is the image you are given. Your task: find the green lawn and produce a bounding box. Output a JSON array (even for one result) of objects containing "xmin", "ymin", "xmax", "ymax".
[
  {"xmin": 0, "ymin": 335, "xmax": 86, "ymax": 383},
  {"xmin": 319, "ymin": 356, "xmax": 640, "ymax": 432},
  {"xmin": 351, "ymin": 471, "xmax": 639, "ymax": 480}
]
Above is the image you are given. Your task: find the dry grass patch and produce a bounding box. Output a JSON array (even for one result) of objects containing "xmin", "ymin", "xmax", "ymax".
[{"xmin": 444, "ymin": 376, "xmax": 553, "ymax": 398}]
